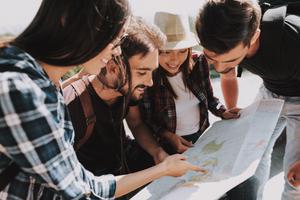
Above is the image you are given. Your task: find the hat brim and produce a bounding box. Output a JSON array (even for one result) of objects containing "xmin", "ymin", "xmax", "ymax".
[{"xmin": 162, "ymin": 33, "xmax": 199, "ymax": 50}]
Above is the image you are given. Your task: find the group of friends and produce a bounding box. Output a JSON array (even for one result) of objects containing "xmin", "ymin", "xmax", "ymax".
[{"xmin": 0, "ymin": 0, "xmax": 299, "ymax": 199}]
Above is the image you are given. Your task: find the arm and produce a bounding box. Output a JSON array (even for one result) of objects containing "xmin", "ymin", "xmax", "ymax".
[
  {"xmin": 160, "ymin": 130, "xmax": 193, "ymax": 153},
  {"xmin": 126, "ymin": 105, "xmax": 168, "ymax": 164},
  {"xmin": 0, "ymin": 75, "xmax": 115, "ymax": 199},
  {"xmin": 200, "ymin": 57, "xmax": 226, "ymax": 117},
  {"xmin": 114, "ymin": 154, "xmax": 206, "ymax": 197},
  {"xmin": 137, "ymin": 87, "xmax": 193, "ymax": 152},
  {"xmin": 139, "ymin": 87, "xmax": 164, "ymax": 135},
  {"xmin": 220, "ymin": 68, "xmax": 239, "ymax": 109}
]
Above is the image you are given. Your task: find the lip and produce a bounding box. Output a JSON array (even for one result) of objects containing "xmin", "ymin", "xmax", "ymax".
[
  {"xmin": 135, "ymin": 87, "xmax": 146, "ymax": 94},
  {"xmin": 167, "ymin": 63, "xmax": 179, "ymax": 70}
]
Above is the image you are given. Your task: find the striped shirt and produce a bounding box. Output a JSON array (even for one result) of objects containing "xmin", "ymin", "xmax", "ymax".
[{"xmin": 0, "ymin": 46, "xmax": 116, "ymax": 200}]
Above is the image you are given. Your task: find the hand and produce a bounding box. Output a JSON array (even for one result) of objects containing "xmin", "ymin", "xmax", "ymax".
[
  {"xmin": 163, "ymin": 131, "xmax": 193, "ymax": 153},
  {"xmin": 287, "ymin": 160, "xmax": 300, "ymax": 187},
  {"xmin": 221, "ymin": 107, "xmax": 241, "ymax": 120},
  {"xmin": 152, "ymin": 148, "xmax": 169, "ymax": 164},
  {"xmin": 161, "ymin": 154, "xmax": 207, "ymax": 177}
]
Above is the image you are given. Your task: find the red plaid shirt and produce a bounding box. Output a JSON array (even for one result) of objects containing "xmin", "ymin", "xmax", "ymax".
[{"xmin": 139, "ymin": 54, "xmax": 226, "ymax": 139}]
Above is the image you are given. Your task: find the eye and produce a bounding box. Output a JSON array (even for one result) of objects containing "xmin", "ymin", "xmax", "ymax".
[
  {"xmin": 137, "ymin": 72, "xmax": 147, "ymax": 76},
  {"xmin": 179, "ymin": 49, "xmax": 188, "ymax": 54},
  {"xmin": 205, "ymin": 56, "xmax": 214, "ymax": 62},
  {"xmin": 159, "ymin": 50, "xmax": 170, "ymax": 55}
]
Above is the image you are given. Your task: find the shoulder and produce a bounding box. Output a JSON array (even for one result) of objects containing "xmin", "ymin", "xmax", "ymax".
[
  {"xmin": 151, "ymin": 68, "xmax": 164, "ymax": 86},
  {"xmin": 0, "ymin": 72, "xmax": 43, "ymax": 95},
  {"xmin": 0, "ymin": 73, "xmax": 53, "ymax": 116},
  {"xmin": 191, "ymin": 52, "xmax": 209, "ymax": 72},
  {"xmin": 63, "ymin": 84, "xmax": 77, "ymax": 105},
  {"xmin": 192, "ymin": 51, "xmax": 202, "ymax": 62}
]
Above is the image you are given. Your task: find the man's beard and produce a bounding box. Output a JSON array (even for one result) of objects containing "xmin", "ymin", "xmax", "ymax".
[
  {"xmin": 130, "ymin": 84, "xmax": 147, "ymax": 101},
  {"xmin": 97, "ymin": 67, "xmax": 126, "ymax": 90}
]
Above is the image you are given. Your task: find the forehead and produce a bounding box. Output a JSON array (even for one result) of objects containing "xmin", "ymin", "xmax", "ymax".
[
  {"xmin": 204, "ymin": 42, "xmax": 247, "ymax": 61},
  {"xmin": 129, "ymin": 49, "xmax": 159, "ymax": 71},
  {"xmin": 160, "ymin": 48, "xmax": 188, "ymax": 53}
]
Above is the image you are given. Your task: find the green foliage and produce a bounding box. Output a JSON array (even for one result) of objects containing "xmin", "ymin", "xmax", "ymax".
[{"xmin": 62, "ymin": 66, "xmax": 82, "ymax": 81}]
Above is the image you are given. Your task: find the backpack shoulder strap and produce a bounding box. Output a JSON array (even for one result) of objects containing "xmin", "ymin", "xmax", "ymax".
[{"xmin": 69, "ymin": 76, "xmax": 96, "ymax": 150}]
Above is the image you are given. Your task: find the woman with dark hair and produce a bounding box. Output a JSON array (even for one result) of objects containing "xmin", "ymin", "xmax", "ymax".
[
  {"xmin": 141, "ymin": 12, "xmax": 239, "ymax": 154},
  {"xmin": 0, "ymin": 1, "xmax": 202, "ymax": 199}
]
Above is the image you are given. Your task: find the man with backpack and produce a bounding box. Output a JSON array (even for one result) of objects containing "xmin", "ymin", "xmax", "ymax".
[
  {"xmin": 195, "ymin": 0, "xmax": 300, "ymax": 199},
  {"xmin": 63, "ymin": 17, "xmax": 169, "ymax": 179}
]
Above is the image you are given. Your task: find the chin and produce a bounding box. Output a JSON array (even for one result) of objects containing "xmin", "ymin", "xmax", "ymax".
[
  {"xmin": 132, "ymin": 93, "xmax": 143, "ymax": 101},
  {"xmin": 169, "ymin": 67, "xmax": 179, "ymax": 73}
]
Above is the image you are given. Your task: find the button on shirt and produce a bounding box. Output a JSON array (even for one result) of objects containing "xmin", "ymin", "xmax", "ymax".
[{"xmin": 0, "ymin": 46, "xmax": 116, "ymax": 200}]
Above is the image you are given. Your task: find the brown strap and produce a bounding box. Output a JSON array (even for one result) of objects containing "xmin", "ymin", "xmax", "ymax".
[{"xmin": 70, "ymin": 77, "xmax": 96, "ymax": 150}]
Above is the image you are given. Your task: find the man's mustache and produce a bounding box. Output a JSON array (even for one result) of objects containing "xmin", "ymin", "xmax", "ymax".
[{"xmin": 135, "ymin": 84, "xmax": 147, "ymax": 89}]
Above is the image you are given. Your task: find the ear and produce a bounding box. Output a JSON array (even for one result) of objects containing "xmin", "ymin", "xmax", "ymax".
[
  {"xmin": 106, "ymin": 60, "xmax": 119, "ymax": 75},
  {"xmin": 250, "ymin": 29, "xmax": 261, "ymax": 46}
]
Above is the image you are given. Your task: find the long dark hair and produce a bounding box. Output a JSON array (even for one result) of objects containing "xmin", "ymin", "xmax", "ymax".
[
  {"xmin": 160, "ymin": 48, "xmax": 194, "ymax": 99},
  {"xmin": 12, "ymin": 0, "xmax": 130, "ymax": 66}
]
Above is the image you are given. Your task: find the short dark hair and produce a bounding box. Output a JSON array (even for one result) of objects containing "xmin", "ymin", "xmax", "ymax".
[
  {"xmin": 121, "ymin": 16, "xmax": 166, "ymax": 59},
  {"xmin": 196, "ymin": 0, "xmax": 261, "ymax": 54},
  {"xmin": 12, "ymin": 0, "xmax": 130, "ymax": 66}
]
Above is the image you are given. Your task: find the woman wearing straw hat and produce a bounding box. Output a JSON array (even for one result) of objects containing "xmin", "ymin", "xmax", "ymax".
[
  {"xmin": 140, "ymin": 11, "xmax": 257, "ymax": 199},
  {"xmin": 140, "ymin": 11, "xmax": 239, "ymax": 153}
]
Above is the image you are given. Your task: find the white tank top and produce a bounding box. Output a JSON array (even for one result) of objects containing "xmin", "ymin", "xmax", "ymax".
[{"xmin": 167, "ymin": 72, "xmax": 200, "ymax": 136}]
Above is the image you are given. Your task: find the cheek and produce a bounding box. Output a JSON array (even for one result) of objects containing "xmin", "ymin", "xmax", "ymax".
[
  {"xmin": 179, "ymin": 55, "xmax": 188, "ymax": 65},
  {"xmin": 159, "ymin": 64, "xmax": 168, "ymax": 71},
  {"xmin": 158, "ymin": 60, "xmax": 169, "ymax": 71},
  {"xmin": 130, "ymin": 76, "xmax": 139, "ymax": 88},
  {"xmin": 159, "ymin": 56, "xmax": 168, "ymax": 65}
]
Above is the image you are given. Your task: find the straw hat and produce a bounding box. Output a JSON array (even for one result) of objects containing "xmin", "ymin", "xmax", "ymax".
[{"xmin": 154, "ymin": 11, "xmax": 198, "ymax": 50}]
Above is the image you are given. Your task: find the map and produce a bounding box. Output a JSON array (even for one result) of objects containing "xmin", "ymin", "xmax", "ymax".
[{"xmin": 131, "ymin": 99, "xmax": 284, "ymax": 200}]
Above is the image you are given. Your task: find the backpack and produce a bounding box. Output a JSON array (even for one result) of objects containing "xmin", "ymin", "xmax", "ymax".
[{"xmin": 63, "ymin": 76, "xmax": 96, "ymax": 150}]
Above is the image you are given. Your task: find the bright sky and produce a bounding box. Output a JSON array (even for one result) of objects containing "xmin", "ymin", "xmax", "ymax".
[
  {"xmin": 0, "ymin": 0, "xmax": 42, "ymax": 34},
  {"xmin": 130, "ymin": 0, "xmax": 205, "ymax": 21},
  {"xmin": 0, "ymin": 0, "xmax": 204, "ymax": 35}
]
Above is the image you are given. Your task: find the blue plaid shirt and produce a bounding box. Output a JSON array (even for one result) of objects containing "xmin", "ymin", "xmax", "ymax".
[{"xmin": 0, "ymin": 46, "xmax": 116, "ymax": 199}]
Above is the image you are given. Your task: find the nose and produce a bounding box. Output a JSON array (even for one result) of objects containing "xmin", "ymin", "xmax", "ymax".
[
  {"xmin": 169, "ymin": 52, "xmax": 179, "ymax": 62},
  {"xmin": 209, "ymin": 61, "xmax": 223, "ymax": 73},
  {"xmin": 145, "ymin": 76, "xmax": 153, "ymax": 87}
]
